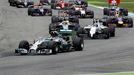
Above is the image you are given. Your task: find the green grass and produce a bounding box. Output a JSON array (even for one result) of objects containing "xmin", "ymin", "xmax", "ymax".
[
  {"xmin": 88, "ymin": 0, "xmax": 134, "ymax": 2},
  {"xmin": 88, "ymin": 0, "xmax": 134, "ymax": 12},
  {"xmin": 99, "ymin": 72, "xmax": 134, "ymax": 75}
]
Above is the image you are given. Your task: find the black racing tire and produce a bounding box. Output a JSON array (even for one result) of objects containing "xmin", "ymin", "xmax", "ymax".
[
  {"xmin": 19, "ymin": 40, "xmax": 30, "ymax": 50},
  {"xmin": 85, "ymin": 2, "xmax": 88, "ymax": 7},
  {"xmin": 10, "ymin": 3, "xmax": 13, "ymax": 6},
  {"xmin": 105, "ymin": 18, "xmax": 112, "ymax": 26},
  {"xmin": 47, "ymin": 41, "xmax": 58, "ymax": 54},
  {"xmin": 90, "ymin": 11, "xmax": 94, "ymax": 18},
  {"xmin": 103, "ymin": 28, "xmax": 110, "ymax": 39},
  {"xmin": 51, "ymin": 3, "xmax": 55, "ymax": 9},
  {"xmin": 18, "ymin": 40, "xmax": 30, "ymax": 55},
  {"xmin": 110, "ymin": 30, "xmax": 115, "ymax": 37},
  {"xmin": 77, "ymin": 27, "xmax": 85, "ymax": 37},
  {"xmin": 51, "ymin": 0, "xmax": 56, "ymax": 3},
  {"xmin": 75, "ymin": 17, "xmax": 79, "ymax": 23},
  {"xmin": 128, "ymin": 18, "xmax": 133, "ymax": 27},
  {"xmin": 123, "ymin": 9, "xmax": 128, "ymax": 16},
  {"xmin": 109, "ymin": 26, "xmax": 115, "ymax": 37},
  {"xmin": 49, "ymin": 10, "xmax": 52, "ymax": 16},
  {"xmin": 103, "ymin": 8, "xmax": 108, "ymax": 15},
  {"xmin": 73, "ymin": 37, "xmax": 84, "ymax": 51},
  {"xmin": 28, "ymin": 9, "xmax": 31, "ymax": 16},
  {"xmin": 49, "ymin": 23, "xmax": 55, "ymax": 33},
  {"xmin": 51, "ymin": 16, "xmax": 58, "ymax": 23}
]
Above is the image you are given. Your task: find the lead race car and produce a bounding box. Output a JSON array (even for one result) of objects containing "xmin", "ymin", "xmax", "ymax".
[
  {"xmin": 15, "ymin": 31, "xmax": 84, "ymax": 55},
  {"xmin": 16, "ymin": 0, "xmax": 34, "ymax": 8},
  {"xmin": 28, "ymin": 4, "xmax": 52, "ymax": 16},
  {"xmin": 77, "ymin": 19, "xmax": 115, "ymax": 39}
]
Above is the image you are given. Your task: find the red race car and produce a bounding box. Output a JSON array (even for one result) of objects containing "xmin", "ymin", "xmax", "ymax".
[{"xmin": 51, "ymin": 0, "xmax": 71, "ymax": 9}]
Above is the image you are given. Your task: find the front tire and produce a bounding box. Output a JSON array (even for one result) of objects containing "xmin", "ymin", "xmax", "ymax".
[
  {"xmin": 18, "ymin": 40, "xmax": 30, "ymax": 55},
  {"xmin": 73, "ymin": 37, "xmax": 84, "ymax": 51},
  {"xmin": 48, "ymin": 41, "xmax": 58, "ymax": 54}
]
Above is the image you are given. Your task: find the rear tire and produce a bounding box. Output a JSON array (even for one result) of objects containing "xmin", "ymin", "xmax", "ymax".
[
  {"xmin": 77, "ymin": 27, "xmax": 85, "ymax": 37},
  {"xmin": 128, "ymin": 18, "xmax": 133, "ymax": 27},
  {"xmin": 90, "ymin": 11, "xmax": 94, "ymax": 18},
  {"xmin": 103, "ymin": 8, "xmax": 107, "ymax": 15},
  {"xmin": 51, "ymin": 3, "xmax": 55, "ymax": 9},
  {"xmin": 103, "ymin": 29, "xmax": 110, "ymax": 39}
]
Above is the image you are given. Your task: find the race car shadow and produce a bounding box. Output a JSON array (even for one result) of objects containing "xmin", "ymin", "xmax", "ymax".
[{"xmin": 0, "ymin": 49, "xmax": 84, "ymax": 57}]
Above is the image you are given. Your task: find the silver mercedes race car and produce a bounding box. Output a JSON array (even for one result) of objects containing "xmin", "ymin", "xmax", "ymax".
[{"xmin": 15, "ymin": 31, "xmax": 84, "ymax": 55}]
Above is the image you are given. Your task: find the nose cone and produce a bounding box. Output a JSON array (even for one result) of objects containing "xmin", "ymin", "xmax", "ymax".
[{"xmin": 90, "ymin": 33, "xmax": 94, "ymax": 37}]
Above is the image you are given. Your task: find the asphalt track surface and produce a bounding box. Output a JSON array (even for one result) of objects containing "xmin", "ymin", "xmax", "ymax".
[{"xmin": 0, "ymin": 0, "xmax": 134, "ymax": 75}]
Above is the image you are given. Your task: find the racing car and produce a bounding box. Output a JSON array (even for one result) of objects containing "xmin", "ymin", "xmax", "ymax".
[
  {"xmin": 15, "ymin": 31, "xmax": 84, "ymax": 55},
  {"xmin": 103, "ymin": 16, "xmax": 133, "ymax": 28},
  {"xmin": 51, "ymin": 0, "xmax": 72, "ymax": 9},
  {"xmin": 40, "ymin": 0, "xmax": 56, "ymax": 5},
  {"xmin": 75, "ymin": 0, "xmax": 88, "ymax": 7},
  {"xmin": 49, "ymin": 10, "xmax": 80, "ymax": 32},
  {"xmin": 103, "ymin": 10, "xmax": 133, "ymax": 28},
  {"xmin": 15, "ymin": 0, "xmax": 34, "ymax": 8},
  {"xmin": 52, "ymin": 10, "xmax": 79, "ymax": 23},
  {"xmin": 68, "ymin": 0, "xmax": 88, "ymax": 7},
  {"xmin": 68, "ymin": 5, "xmax": 94, "ymax": 18},
  {"xmin": 8, "ymin": 0, "xmax": 17, "ymax": 6},
  {"xmin": 28, "ymin": 5, "xmax": 52, "ymax": 16},
  {"xmin": 49, "ymin": 16, "xmax": 80, "ymax": 33},
  {"xmin": 103, "ymin": 1, "xmax": 128, "ymax": 16},
  {"xmin": 77, "ymin": 18, "xmax": 115, "ymax": 39}
]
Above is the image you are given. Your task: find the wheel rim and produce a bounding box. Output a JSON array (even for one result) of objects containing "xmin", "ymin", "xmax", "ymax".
[
  {"xmin": 55, "ymin": 47, "xmax": 58, "ymax": 52},
  {"xmin": 46, "ymin": 49, "xmax": 52, "ymax": 54},
  {"xmin": 81, "ymin": 43, "xmax": 84, "ymax": 49}
]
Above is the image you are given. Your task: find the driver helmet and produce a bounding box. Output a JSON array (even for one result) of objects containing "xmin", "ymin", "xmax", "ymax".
[{"xmin": 63, "ymin": 20, "xmax": 69, "ymax": 25}]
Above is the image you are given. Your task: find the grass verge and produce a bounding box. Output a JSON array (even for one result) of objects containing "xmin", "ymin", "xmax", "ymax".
[{"xmin": 88, "ymin": 0, "xmax": 134, "ymax": 12}]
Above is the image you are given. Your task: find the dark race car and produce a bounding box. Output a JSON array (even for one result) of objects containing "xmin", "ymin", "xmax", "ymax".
[
  {"xmin": 49, "ymin": 16, "xmax": 80, "ymax": 33},
  {"xmin": 103, "ymin": 5, "xmax": 128, "ymax": 16},
  {"xmin": 40, "ymin": 0, "xmax": 56, "ymax": 5},
  {"xmin": 15, "ymin": 0, "xmax": 34, "ymax": 8},
  {"xmin": 8, "ymin": 0, "xmax": 17, "ymax": 6},
  {"xmin": 75, "ymin": 0, "xmax": 88, "ymax": 7},
  {"xmin": 49, "ymin": 10, "xmax": 80, "ymax": 32},
  {"xmin": 103, "ymin": 16, "xmax": 133, "ymax": 28},
  {"xmin": 28, "ymin": 5, "xmax": 52, "ymax": 16}
]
